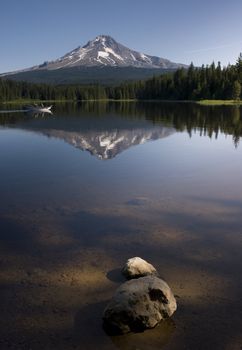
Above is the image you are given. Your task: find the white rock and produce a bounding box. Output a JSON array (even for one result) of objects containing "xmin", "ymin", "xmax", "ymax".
[
  {"xmin": 103, "ymin": 276, "xmax": 177, "ymax": 334},
  {"xmin": 122, "ymin": 257, "xmax": 157, "ymax": 279}
]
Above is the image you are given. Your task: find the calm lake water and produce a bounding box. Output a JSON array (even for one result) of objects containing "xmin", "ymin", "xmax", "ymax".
[{"xmin": 0, "ymin": 102, "xmax": 242, "ymax": 350}]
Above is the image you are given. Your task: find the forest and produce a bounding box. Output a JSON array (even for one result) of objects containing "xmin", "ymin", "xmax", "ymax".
[{"xmin": 0, "ymin": 55, "xmax": 241, "ymax": 102}]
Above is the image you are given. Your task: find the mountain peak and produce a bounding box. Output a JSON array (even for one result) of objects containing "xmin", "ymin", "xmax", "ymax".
[
  {"xmin": 83, "ymin": 34, "xmax": 117, "ymax": 49},
  {"xmin": 94, "ymin": 34, "xmax": 115, "ymax": 41},
  {"xmin": 35, "ymin": 35, "xmax": 187, "ymax": 70},
  {"xmin": 1, "ymin": 35, "xmax": 187, "ymax": 81}
]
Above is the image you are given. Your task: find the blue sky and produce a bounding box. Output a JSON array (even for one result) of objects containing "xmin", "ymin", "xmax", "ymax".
[{"xmin": 1, "ymin": 0, "xmax": 242, "ymax": 73}]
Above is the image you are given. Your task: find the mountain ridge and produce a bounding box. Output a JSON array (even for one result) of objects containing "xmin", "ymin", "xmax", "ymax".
[
  {"xmin": 1, "ymin": 35, "xmax": 187, "ymax": 84},
  {"xmin": 39, "ymin": 35, "xmax": 186, "ymax": 70}
]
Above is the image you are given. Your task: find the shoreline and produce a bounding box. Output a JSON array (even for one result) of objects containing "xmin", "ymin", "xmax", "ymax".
[{"xmin": 1, "ymin": 99, "xmax": 242, "ymax": 106}]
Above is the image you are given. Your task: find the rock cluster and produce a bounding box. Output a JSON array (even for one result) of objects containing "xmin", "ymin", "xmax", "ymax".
[{"xmin": 103, "ymin": 257, "xmax": 177, "ymax": 334}]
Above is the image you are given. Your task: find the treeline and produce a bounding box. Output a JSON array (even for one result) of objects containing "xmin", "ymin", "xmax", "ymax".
[
  {"xmin": 0, "ymin": 79, "xmax": 107, "ymax": 101},
  {"xmin": 113, "ymin": 55, "xmax": 242, "ymax": 100},
  {"xmin": 0, "ymin": 55, "xmax": 242, "ymax": 101}
]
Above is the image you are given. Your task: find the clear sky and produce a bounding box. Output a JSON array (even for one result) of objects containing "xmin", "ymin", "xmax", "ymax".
[{"xmin": 1, "ymin": 0, "xmax": 242, "ymax": 73}]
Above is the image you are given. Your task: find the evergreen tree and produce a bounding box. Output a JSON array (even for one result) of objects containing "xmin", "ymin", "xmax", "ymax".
[{"xmin": 231, "ymin": 81, "xmax": 241, "ymax": 100}]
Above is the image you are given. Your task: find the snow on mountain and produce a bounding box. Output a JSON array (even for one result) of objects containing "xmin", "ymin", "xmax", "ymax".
[{"xmin": 39, "ymin": 35, "xmax": 185, "ymax": 70}]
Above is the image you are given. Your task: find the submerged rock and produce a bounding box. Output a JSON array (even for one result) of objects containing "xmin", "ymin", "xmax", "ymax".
[
  {"xmin": 103, "ymin": 276, "xmax": 177, "ymax": 334},
  {"xmin": 122, "ymin": 257, "xmax": 157, "ymax": 279}
]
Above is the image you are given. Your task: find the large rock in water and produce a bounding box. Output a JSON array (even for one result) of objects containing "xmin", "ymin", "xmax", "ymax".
[
  {"xmin": 122, "ymin": 257, "xmax": 157, "ymax": 279},
  {"xmin": 103, "ymin": 276, "xmax": 177, "ymax": 334}
]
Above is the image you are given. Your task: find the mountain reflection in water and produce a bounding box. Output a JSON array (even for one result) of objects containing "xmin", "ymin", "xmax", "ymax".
[
  {"xmin": 41, "ymin": 127, "xmax": 175, "ymax": 160},
  {"xmin": 0, "ymin": 102, "xmax": 242, "ymax": 158}
]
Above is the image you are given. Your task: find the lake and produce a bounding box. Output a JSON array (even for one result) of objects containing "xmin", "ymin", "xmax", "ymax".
[{"xmin": 0, "ymin": 102, "xmax": 242, "ymax": 350}]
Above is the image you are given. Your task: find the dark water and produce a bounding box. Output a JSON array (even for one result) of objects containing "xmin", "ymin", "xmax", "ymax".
[{"xmin": 0, "ymin": 102, "xmax": 242, "ymax": 350}]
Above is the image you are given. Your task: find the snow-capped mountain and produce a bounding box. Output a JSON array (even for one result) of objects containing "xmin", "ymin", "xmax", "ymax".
[
  {"xmin": 0, "ymin": 35, "xmax": 187, "ymax": 83},
  {"xmin": 2, "ymin": 35, "xmax": 186, "ymax": 77},
  {"xmin": 37, "ymin": 35, "xmax": 185, "ymax": 70}
]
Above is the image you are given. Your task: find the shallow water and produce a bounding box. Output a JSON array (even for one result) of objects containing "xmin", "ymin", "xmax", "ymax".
[{"xmin": 0, "ymin": 102, "xmax": 242, "ymax": 349}]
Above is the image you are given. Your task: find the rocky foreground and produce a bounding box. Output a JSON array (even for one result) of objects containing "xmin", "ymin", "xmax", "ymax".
[{"xmin": 103, "ymin": 257, "xmax": 177, "ymax": 334}]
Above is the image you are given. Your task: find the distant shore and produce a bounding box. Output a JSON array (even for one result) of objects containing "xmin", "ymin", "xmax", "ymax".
[
  {"xmin": 196, "ymin": 100, "xmax": 242, "ymax": 106},
  {"xmin": 1, "ymin": 99, "xmax": 242, "ymax": 106}
]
